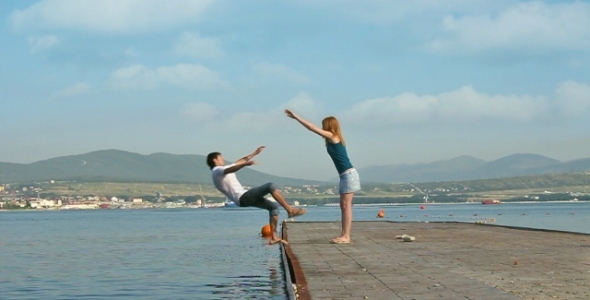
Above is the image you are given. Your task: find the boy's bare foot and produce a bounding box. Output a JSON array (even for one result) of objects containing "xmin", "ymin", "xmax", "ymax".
[
  {"xmin": 269, "ymin": 239, "xmax": 289, "ymax": 245},
  {"xmin": 288, "ymin": 208, "xmax": 307, "ymax": 218}
]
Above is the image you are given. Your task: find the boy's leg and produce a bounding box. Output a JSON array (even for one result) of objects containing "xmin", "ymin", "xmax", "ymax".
[
  {"xmin": 239, "ymin": 184, "xmax": 290, "ymax": 245},
  {"xmin": 268, "ymin": 215, "xmax": 285, "ymax": 245},
  {"xmin": 242, "ymin": 182, "xmax": 306, "ymax": 218},
  {"xmin": 269, "ymin": 188, "xmax": 306, "ymax": 218}
]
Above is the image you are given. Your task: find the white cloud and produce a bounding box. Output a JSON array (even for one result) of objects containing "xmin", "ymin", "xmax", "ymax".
[
  {"xmin": 222, "ymin": 111, "xmax": 279, "ymax": 132},
  {"xmin": 254, "ymin": 62, "xmax": 311, "ymax": 85},
  {"xmin": 173, "ymin": 31, "xmax": 224, "ymax": 59},
  {"xmin": 294, "ymin": 0, "xmax": 491, "ymax": 24},
  {"xmin": 27, "ymin": 35, "xmax": 59, "ymax": 53},
  {"xmin": 10, "ymin": 0, "xmax": 213, "ymax": 34},
  {"xmin": 51, "ymin": 83, "xmax": 91, "ymax": 98},
  {"xmin": 180, "ymin": 102, "xmax": 218, "ymax": 123},
  {"xmin": 282, "ymin": 92, "xmax": 323, "ymax": 118},
  {"xmin": 124, "ymin": 47, "xmax": 139, "ymax": 58},
  {"xmin": 430, "ymin": 1, "xmax": 590, "ymax": 53},
  {"xmin": 108, "ymin": 63, "xmax": 229, "ymax": 90},
  {"xmin": 555, "ymin": 81, "xmax": 590, "ymax": 118},
  {"xmin": 341, "ymin": 83, "xmax": 590, "ymax": 126},
  {"xmin": 180, "ymin": 82, "xmax": 590, "ymax": 132},
  {"xmin": 342, "ymin": 93, "xmax": 438, "ymax": 124},
  {"xmin": 220, "ymin": 92, "xmax": 323, "ymax": 132},
  {"xmin": 435, "ymin": 87, "xmax": 545, "ymax": 122}
]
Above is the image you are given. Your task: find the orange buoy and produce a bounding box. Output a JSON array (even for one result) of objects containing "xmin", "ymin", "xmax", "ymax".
[
  {"xmin": 420, "ymin": 205, "xmax": 425, "ymax": 210},
  {"xmin": 377, "ymin": 209, "xmax": 385, "ymax": 218},
  {"xmin": 260, "ymin": 224, "xmax": 272, "ymax": 238}
]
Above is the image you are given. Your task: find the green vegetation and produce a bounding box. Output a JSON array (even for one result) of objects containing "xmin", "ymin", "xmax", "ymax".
[{"xmin": 5, "ymin": 172, "xmax": 587, "ymax": 206}]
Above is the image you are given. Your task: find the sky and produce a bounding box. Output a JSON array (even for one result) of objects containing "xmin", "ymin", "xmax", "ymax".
[{"xmin": 1, "ymin": 0, "xmax": 589, "ymax": 181}]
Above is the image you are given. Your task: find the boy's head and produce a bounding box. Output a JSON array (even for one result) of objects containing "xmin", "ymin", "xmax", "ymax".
[{"xmin": 206, "ymin": 152, "xmax": 223, "ymax": 169}]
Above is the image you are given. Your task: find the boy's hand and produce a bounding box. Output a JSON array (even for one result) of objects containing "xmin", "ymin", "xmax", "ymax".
[{"xmin": 254, "ymin": 146, "xmax": 265, "ymax": 155}]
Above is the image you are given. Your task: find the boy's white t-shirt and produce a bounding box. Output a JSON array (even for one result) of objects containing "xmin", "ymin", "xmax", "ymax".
[{"xmin": 211, "ymin": 164, "xmax": 248, "ymax": 206}]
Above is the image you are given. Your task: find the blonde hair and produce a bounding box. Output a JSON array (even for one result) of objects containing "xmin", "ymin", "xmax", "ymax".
[{"xmin": 322, "ymin": 116, "xmax": 345, "ymax": 146}]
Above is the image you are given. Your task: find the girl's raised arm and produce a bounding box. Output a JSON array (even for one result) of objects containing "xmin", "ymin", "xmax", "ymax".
[{"xmin": 285, "ymin": 109, "xmax": 334, "ymax": 140}]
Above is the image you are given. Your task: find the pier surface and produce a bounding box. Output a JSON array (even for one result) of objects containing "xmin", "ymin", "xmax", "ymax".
[{"xmin": 282, "ymin": 221, "xmax": 590, "ymax": 300}]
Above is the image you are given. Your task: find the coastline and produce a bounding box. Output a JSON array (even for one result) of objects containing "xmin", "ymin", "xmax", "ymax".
[{"xmin": 1, "ymin": 199, "xmax": 588, "ymax": 212}]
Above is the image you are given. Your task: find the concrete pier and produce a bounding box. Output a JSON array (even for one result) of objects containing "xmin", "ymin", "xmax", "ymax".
[{"xmin": 281, "ymin": 221, "xmax": 590, "ymax": 300}]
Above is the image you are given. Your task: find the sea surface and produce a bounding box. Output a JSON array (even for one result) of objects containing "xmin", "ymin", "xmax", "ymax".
[{"xmin": 1, "ymin": 202, "xmax": 588, "ymax": 300}]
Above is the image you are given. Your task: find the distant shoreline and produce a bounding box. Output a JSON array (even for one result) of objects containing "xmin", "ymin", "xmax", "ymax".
[{"xmin": 1, "ymin": 200, "xmax": 587, "ymax": 212}]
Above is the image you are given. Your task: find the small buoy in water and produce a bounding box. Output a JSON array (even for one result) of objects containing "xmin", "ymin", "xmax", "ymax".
[
  {"xmin": 377, "ymin": 209, "xmax": 385, "ymax": 218},
  {"xmin": 261, "ymin": 224, "xmax": 272, "ymax": 238},
  {"xmin": 420, "ymin": 205, "xmax": 425, "ymax": 210}
]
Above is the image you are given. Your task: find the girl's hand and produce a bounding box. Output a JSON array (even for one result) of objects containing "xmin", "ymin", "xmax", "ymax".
[{"xmin": 285, "ymin": 109, "xmax": 296, "ymax": 119}]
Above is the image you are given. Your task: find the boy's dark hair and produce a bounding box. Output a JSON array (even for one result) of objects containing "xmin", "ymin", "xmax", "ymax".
[{"xmin": 206, "ymin": 152, "xmax": 221, "ymax": 169}]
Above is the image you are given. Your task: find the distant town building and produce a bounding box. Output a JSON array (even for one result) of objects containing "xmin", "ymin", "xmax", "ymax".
[{"xmin": 30, "ymin": 199, "xmax": 62, "ymax": 209}]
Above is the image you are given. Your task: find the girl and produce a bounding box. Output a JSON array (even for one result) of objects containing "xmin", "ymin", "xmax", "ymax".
[{"xmin": 285, "ymin": 109, "xmax": 361, "ymax": 243}]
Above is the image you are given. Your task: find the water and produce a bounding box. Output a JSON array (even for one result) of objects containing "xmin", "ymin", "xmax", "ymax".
[{"xmin": 1, "ymin": 202, "xmax": 588, "ymax": 299}]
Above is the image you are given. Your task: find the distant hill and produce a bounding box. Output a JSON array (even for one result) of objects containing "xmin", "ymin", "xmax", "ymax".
[
  {"xmin": 3, "ymin": 150, "xmax": 589, "ymax": 185},
  {"xmin": 0, "ymin": 149, "xmax": 324, "ymax": 186},
  {"xmin": 353, "ymin": 155, "xmax": 486, "ymax": 183},
  {"xmin": 357, "ymin": 153, "xmax": 590, "ymax": 183},
  {"xmin": 469, "ymin": 153, "xmax": 560, "ymax": 178}
]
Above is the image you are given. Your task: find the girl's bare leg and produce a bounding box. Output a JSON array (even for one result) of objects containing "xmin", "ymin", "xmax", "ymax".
[{"xmin": 333, "ymin": 192, "xmax": 354, "ymax": 242}]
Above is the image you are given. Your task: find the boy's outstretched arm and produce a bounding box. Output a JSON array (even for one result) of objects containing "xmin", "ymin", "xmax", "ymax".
[
  {"xmin": 224, "ymin": 160, "xmax": 257, "ymax": 174},
  {"xmin": 234, "ymin": 146, "xmax": 265, "ymax": 165}
]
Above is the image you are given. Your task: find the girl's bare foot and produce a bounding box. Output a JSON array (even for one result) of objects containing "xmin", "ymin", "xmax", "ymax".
[
  {"xmin": 330, "ymin": 239, "xmax": 350, "ymax": 244},
  {"xmin": 331, "ymin": 237, "xmax": 350, "ymax": 244}
]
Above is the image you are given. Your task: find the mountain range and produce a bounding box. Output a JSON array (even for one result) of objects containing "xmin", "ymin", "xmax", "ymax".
[
  {"xmin": 355, "ymin": 154, "xmax": 590, "ymax": 183},
  {"xmin": 1, "ymin": 150, "xmax": 589, "ymax": 185},
  {"xmin": 0, "ymin": 150, "xmax": 321, "ymax": 186}
]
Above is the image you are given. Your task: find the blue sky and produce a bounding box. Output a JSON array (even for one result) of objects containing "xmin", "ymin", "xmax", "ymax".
[{"xmin": 1, "ymin": 0, "xmax": 589, "ymax": 181}]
